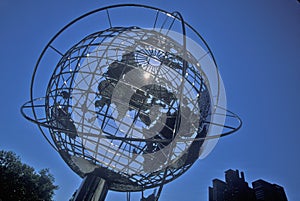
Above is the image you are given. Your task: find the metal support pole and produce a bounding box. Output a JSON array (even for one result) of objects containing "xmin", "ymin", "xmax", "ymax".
[{"xmin": 73, "ymin": 174, "xmax": 108, "ymax": 201}]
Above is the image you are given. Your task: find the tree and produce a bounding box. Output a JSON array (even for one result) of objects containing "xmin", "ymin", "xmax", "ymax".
[{"xmin": 0, "ymin": 150, "xmax": 58, "ymax": 201}]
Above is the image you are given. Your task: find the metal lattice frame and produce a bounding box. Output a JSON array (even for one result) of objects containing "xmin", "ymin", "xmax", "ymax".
[{"xmin": 21, "ymin": 4, "xmax": 242, "ymax": 194}]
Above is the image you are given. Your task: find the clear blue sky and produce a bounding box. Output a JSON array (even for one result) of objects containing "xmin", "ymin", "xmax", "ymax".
[{"xmin": 1, "ymin": 0, "xmax": 299, "ymax": 200}]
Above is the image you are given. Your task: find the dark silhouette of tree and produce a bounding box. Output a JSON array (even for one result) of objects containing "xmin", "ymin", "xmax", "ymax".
[{"xmin": 0, "ymin": 150, "xmax": 58, "ymax": 201}]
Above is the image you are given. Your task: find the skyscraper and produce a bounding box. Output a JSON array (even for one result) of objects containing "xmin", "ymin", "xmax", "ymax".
[
  {"xmin": 209, "ymin": 169, "xmax": 255, "ymax": 201},
  {"xmin": 209, "ymin": 179, "xmax": 227, "ymax": 201},
  {"xmin": 252, "ymin": 179, "xmax": 287, "ymax": 201},
  {"xmin": 209, "ymin": 169, "xmax": 288, "ymax": 201}
]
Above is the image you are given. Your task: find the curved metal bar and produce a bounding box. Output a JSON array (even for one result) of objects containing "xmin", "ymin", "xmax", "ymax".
[
  {"xmin": 21, "ymin": 98, "xmax": 58, "ymax": 151},
  {"xmin": 21, "ymin": 97, "xmax": 241, "ymax": 144}
]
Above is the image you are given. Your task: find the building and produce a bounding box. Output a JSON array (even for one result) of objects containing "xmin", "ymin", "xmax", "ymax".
[
  {"xmin": 252, "ymin": 179, "xmax": 288, "ymax": 201},
  {"xmin": 209, "ymin": 179, "xmax": 227, "ymax": 201},
  {"xmin": 209, "ymin": 169, "xmax": 288, "ymax": 201},
  {"xmin": 209, "ymin": 169, "xmax": 255, "ymax": 201}
]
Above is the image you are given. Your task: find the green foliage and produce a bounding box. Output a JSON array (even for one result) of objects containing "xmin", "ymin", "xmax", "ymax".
[{"xmin": 0, "ymin": 150, "xmax": 58, "ymax": 201}]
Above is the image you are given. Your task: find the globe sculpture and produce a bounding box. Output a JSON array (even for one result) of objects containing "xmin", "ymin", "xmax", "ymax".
[{"xmin": 21, "ymin": 4, "xmax": 241, "ymax": 201}]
